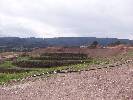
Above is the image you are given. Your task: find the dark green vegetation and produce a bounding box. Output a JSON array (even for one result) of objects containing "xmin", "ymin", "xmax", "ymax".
[
  {"xmin": 14, "ymin": 53, "xmax": 89, "ymax": 68},
  {"xmin": 89, "ymin": 41, "xmax": 99, "ymax": 48},
  {"xmin": 0, "ymin": 53, "xmax": 95, "ymax": 84},
  {"xmin": 0, "ymin": 50, "xmax": 133, "ymax": 85},
  {"xmin": 108, "ymin": 40, "xmax": 127, "ymax": 46},
  {"xmin": 0, "ymin": 37, "xmax": 133, "ymax": 52},
  {"xmin": 14, "ymin": 60, "xmax": 91, "ymax": 68},
  {"xmin": 33, "ymin": 53, "xmax": 88, "ymax": 60},
  {"xmin": 0, "ymin": 61, "xmax": 14, "ymax": 68}
]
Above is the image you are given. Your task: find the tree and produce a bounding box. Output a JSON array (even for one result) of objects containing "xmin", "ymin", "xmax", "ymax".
[
  {"xmin": 90, "ymin": 41, "xmax": 98, "ymax": 48},
  {"xmin": 109, "ymin": 41, "xmax": 123, "ymax": 46}
]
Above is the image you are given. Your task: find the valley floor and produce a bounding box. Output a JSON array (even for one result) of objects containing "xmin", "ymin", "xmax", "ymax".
[{"xmin": 1, "ymin": 61, "xmax": 133, "ymax": 100}]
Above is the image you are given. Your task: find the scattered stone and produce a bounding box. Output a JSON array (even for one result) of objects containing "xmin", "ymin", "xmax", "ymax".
[
  {"xmin": 49, "ymin": 71, "xmax": 53, "ymax": 74},
  {"xmin": 56, "ymin": 70, "xmax": 61, "ymax": 73},
  {"xmin": 103, "ymin": 66, "xmax": 108, "ymax": 68},
  {"xmin": 68, "ymin": 70, "xmax": 79, "ymax": 73},
  {"xmin": 85, "ymin": 69, "xmax": 89, "ymax": 71},
  {"xmin": 115, "ymin": 64, "xmax": 119, "ymax": 66},
  {"xmin": 32, "ymin": 74, "xmax": 37, "ymax": 77},
  {"xmin": 109, "ymin": 65, "xmax": 115, "ymax": 67},
  {"xmin": 53, "ymin": 71, "xmax": 57, "ymax": 74},
  {"xmin": 36, "ymin": 74, "xmax": 41, "ymax": 76},
  {"xmin": 97, "ymin": 67, "xmax": 102, "ymax": 69},
  {"xmin": 89, "ymin": 68, "xmax": 96, "ymax": 70}
]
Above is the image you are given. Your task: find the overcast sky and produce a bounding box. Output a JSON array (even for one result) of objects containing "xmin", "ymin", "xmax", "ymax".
[{"xmin": 0, "ymin": 0, "xmax": 133, "ymax": 39}]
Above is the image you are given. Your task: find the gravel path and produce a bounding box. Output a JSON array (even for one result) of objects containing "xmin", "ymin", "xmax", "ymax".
[{"xmin": 1, "ymin": 63, "xmax": 133, "ymax": 100}]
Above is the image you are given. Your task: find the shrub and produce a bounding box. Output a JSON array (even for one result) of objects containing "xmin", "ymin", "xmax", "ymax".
[
  {"xmin": 31, "ymin": 53, "xmax": 88, "ymax": 60},
  {"xmin": 13, "ymin": 60, "xmax": 90, "ymax": 68}
]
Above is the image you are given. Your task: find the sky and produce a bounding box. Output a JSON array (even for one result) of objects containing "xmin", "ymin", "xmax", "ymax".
[{"xmin": 0, "ymin": 0, "xmax": 133, "ymax": 39}]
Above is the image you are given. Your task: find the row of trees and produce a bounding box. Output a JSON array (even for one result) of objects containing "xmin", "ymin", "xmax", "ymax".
[{"xmin": 89, "ymin": 40, "xmax": 127, "ymax": 48}]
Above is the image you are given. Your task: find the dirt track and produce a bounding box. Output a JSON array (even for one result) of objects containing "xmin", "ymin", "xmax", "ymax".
[{"xmin": 1, "ymin": 62, "xmax": 133, "ymax": 100}]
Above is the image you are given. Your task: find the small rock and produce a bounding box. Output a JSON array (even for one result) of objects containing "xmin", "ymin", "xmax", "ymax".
[
  {"xmin": 33, "ymin": 74, "xmax": 37, "ymax": 77},
  {"xmin": 109, "ymin": 65, "xmax": 115, "ymax": 67},
  {"xmin": 54, "ymin": 71, "xmax": 57, "ymax": 74}
]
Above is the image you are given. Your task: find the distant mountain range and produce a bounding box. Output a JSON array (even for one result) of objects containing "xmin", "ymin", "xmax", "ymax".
[
  {"xmin": 0, "ymin": 37, "xmax": 132, "ymax": 49},
  {"xmin": 45, "ymin": 37, "xmax": 133, "ymax": 47}
]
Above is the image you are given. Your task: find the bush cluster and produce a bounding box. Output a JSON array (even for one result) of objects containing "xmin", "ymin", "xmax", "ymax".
[
  {"xmin": 14, "ymin": 53, "xmax": 89, "ymax": 68},
  {"xmin": 13, "ymin": 60, "xmax": 90, "ymax": 68},
  {"xmin": 31, "ymin": 53, "xmax": 88, "ymax": 60}
]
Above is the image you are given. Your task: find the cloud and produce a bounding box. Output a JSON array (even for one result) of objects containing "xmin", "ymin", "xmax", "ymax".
[{"xmin": 0, "ymin": 0, "xmax": 133, "ymax": 39}]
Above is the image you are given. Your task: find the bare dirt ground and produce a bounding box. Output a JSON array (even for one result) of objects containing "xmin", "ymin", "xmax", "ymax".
[
  {"xmin": 0, "ymin": 47, "xmax": 133, "ymax": 100},
  {"xmin": 0, "ymin": 61, "xmax": 133, "ymax": 100},
  {"xmin": 30, "ymin": 46, "xmax": 130, "ymax": 57}
]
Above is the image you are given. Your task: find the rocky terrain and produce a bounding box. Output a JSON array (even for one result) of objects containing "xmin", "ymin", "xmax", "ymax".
[
  {"xmin": 0, "ymin": 63, "xmax": 133, "ymax": 100},
  {"xmin": 0, "ymin": 51, "xmax": 133, "ymax": 100}
]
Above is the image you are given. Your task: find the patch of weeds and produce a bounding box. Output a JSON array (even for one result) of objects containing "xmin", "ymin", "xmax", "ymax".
[
  {"xmin": 127, "ymin": 51, "xmax": 133, "ymax": 56},
  {"xmin": 0, "ymin": 61, "xmax": 15, "ymax": 68},
  {"xmin": 91, "ymin": 58, "xmax": 110, "ymax": 65},
  {"xmin": 17, "ymin": 56, "xmax": 31, "ymax": 61},
  {"xmin": 0, "ymin": 58, "xmax": 110, "ymax": 85},
  {"xmin": 0, "ymin": 72, "xmax": 25, "ymax": 85}
]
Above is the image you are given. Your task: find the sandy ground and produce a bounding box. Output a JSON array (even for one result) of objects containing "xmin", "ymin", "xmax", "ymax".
[{"xmin": 0, "ymin": 62, "xmax": 133, "ymax": 100}]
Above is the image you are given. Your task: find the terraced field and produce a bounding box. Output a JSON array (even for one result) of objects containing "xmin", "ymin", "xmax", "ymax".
[{"xmin": 0, "ymin": 48, "xmax": 133, "ymax": 100}]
